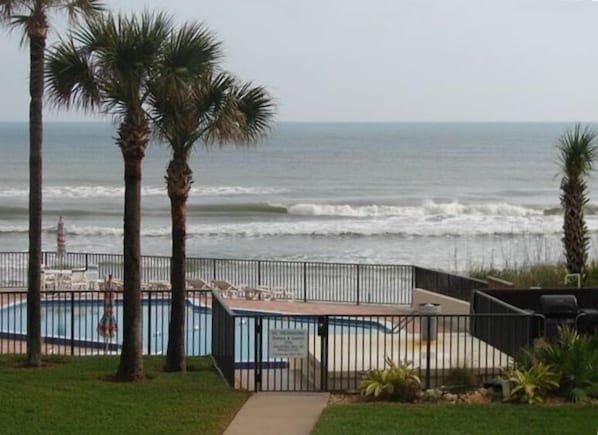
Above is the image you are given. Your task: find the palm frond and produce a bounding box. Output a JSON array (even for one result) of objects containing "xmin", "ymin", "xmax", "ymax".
[
  {"xmin": 45, "ymin": 36, "xmax": 99, "ymax": 110},
  {"xmin": 558, "ymin": 123, "xmax": 598, "ymax": 180},
  {"xmin": 163, "ymin": 21, "xmax": 221, "ymax": 72},
  {"xmin": 234, "ymin": 82, "xmax": 275, "ymax": 143},
  {"xmin": 61, "ymin": 0, "xmax": 104, "ymax": 22}
]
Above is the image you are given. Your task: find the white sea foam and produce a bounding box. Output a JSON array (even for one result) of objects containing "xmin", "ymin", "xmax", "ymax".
[
  {"xmin": 197, "ymin": 186, "xmax": 287, "ymax": 196},
  {"xmin": 181, "ymin": 217, "xmax": 564, "ymax": 238},
  {"xmin": 0, "ymin": 185, "xmax": 287, "ymax": 199},
  {"xmin": 287, "ymin": 201, "xmax": 543, "ymax": 218},
  {"xmin": 0, "ymin": 200, "xmax": 585, "ymax": 239}
]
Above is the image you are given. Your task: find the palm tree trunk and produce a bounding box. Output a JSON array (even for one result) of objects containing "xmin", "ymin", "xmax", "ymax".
[
  {"xmin": 165, "ymin": 156, "xmax": 191, "ymax": 372},
  {"xmin": 116, "ymin": 116, "xmax": 148, "ymax": 382},
  {"xmin": 27, "ymin": 33, "xmax": 45, "ymax": 367},
  {"xmin": 562, "ymin": 180, "xmax": 588, "ymax": 274}
]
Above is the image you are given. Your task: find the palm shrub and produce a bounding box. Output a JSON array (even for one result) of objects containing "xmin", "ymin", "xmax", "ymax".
[
  {"xmin": 514, "ymin": 326, "xmax": 598, "ymax": 402},
  {"xmin": 360, "ymin": 357, "xmax": 421, "ymax": 402},
  {"xmin": 503, "ymin": 362, "xmax": 560, "ymax": 405},
  {"xmin": 558, "ymin": 124, "xmax": 598, "ymax": 276},
  {"xmin": 532, "ymin": 326, "xmax": 598, "ymax": 402}
]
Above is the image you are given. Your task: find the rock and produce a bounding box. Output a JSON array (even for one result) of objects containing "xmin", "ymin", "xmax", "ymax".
[{"xmin": 444, "ymin": 393, "xmax": 458, "ymax": 403}]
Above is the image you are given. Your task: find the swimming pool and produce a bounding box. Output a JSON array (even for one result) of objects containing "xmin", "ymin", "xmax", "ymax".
[{"xmin": 0, "ymin": 298, "xmax": 392, "ymax": 362}]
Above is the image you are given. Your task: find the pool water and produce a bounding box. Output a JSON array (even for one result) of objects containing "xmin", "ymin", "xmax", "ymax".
[{"xmin": 0, "ymin": 298, "xmax": 390, "ymax": 361}]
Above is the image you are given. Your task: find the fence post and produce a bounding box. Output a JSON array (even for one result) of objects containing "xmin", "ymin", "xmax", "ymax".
[
  {"xmin": 70, "ymin": 292, "xmax": 75, "ymax": 356},
  {"xmin": 356, "ymin": 264, "xmax": 360, "ymax": 305},
  {"xmin": 425, "ymin": 317, "xmax": 431, "ymax": 389},
  {"xmin": 412, "ymin": 266, "xmax": 417, "ymax": 291},
  {"xmin": 147, "ymin": 292, "xmax": 152, "ymax": 355},
  {"xmin": 257, "ymin": 260, "xmax": 262, "ymax": 286},
  {"xmin": 303, "ymin": 262, "xmax": 307, "ymax": 303},
  {"xmin": 254, "ymin": 316, "xmax": 262, "ymax": 392},
  {"xmin": 212, "ymin": 259, "xmax": 217, "ymax": 281},
  {"xmin": 317, "ymin": 316, "xmax": 329, "ymax": 391}
]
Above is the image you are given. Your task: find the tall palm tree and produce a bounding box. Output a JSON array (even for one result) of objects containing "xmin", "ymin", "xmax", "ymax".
[
  {"xmin": 45, "ymin": 11, "xmax": 174, "ymax": 381},
  {"xmin": 149, "ymin": 67, "xmax": 274, "ymax": 371},
  {"xmin": 0, "ymin": 0, "xmax": 104, "ymax": 367},
  {"xmin": 558, "ymin": 124, "xmax": 598, "ymax": 276}
]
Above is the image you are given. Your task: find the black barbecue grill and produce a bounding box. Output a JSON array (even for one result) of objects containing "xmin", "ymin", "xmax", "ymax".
[{"xmin": 538, "ymin": 294, "xmax": 579, "ymax": 338}]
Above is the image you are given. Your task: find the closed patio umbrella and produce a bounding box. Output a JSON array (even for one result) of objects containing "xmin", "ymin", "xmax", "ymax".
[
  {"xmin": 56, "ymin": 216, "xmax": 66, "ymax": 260},
  {"xmin": 97, "ymin": 275, "xmax": 118, "ymax": 352}
]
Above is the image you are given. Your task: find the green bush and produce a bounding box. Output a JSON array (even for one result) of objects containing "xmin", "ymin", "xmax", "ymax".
[
  {"xmin": 513, "ymin": 326, "xmax": 598, "ymax": 402},
  {"xmin": 359, "ymin": 357, "xmax": 421, "ymax": 402},
  {"xmin": 503, "ymin": 362, "xmax": 560, "ymax": 404},
  {"xmin": 532, "ymin": 326, "xmax": 598, "ymax": 402}
]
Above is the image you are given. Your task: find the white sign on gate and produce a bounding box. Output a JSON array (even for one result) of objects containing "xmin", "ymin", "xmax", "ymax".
[{"xmin": 269, "ymin": 328, "xmax": 308, "ymax": 358}]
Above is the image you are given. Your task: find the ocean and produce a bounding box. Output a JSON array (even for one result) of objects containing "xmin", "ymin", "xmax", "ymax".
[{"xmin": 1, "ymin": 121, "xmax": 598, "ymax": 272}]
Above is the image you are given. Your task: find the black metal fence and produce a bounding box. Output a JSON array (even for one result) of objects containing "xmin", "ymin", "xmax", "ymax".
[
  {"xmin": 0, "ymin": 251, "xmax": 414, "ymax": 305},
  {"xmin": 471, "ymin": 290, "xmax": 543, "ymax": 358},
  {"xmin": 0, "ymin": 288, "xmax": 540, "ymax": 392},
  {"xmin": 413, "ymin": 266, "xmax": 487, "ymax": 302},
  {"xmin": 471, "ymin": 289, "xmax": 598, "ymax": 349},
  {"xmin": 0, "ymin": 289, "xmax": 211, "ymax": 356},
  {"xmin": 217, "ymin": 308, "xmax": 529, "ymax": 392},
  {"xmin": 211, "ymin": 292, "xmax": 236, "ymax": 387}
]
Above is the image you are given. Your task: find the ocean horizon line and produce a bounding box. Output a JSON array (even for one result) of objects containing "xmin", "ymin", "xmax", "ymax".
[{"xmin": 1, "ymin": 119, "xmax": 597, "ymax": 125}]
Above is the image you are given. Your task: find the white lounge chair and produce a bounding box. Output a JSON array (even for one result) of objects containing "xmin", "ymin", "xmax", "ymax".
[
  {"xmin": 186, "ymin": 278, "xmax": 211, "ymax": 290},
  {"xmin": 84, "ymin": 265, "xmax": 100, "ymax": 290},
  {"xmin": 245, "ymin": 286, "xmax": 274, "ymax": 301},
  {"xmin": 210, "ymin": 280, "xmax": 239, "ymax": 298},
  {"xmin": 41, "ymin": 270, "xmax": 56, "ymax": 290},
  {"xmin": 148, "ymin": 280, "xmax": 171, "ymax": 291},
  {"xmin": 70, "ymin": 269, "xmax": 88, "ymax": 290}
]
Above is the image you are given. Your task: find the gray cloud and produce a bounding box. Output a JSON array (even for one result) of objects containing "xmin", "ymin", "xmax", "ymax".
[{"xmin": 1, "ymin": 0, "xmax": 597, "ymax": 121}]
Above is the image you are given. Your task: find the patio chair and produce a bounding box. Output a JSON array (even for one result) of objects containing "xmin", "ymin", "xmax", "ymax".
[
  {"xmin": 70, "ymin": 269, "xmax": 88, "ymax": 290},
  {"xmin": 84, "ymin": 265, "xmax": 100, "ymax": 290},
  {"xmin": 148, "ymin": 280, "xmax": 171, "ymax": 291},
  {"xmin": 210, "ymin": 279, "xmax": 239, "ymax": 298},
  {"xmin": 186, "ymin": 278, "xmax": 211, "ymax": 290},
  {"xmin": 283, "ymin": 288, "xmax": 296, "ymax": 302},
  {"xmin": 237, "ymin": 285, "xmax": 269, "ymax": 300},
  {"xmin": 41, "ymin": 270, "xmax": 56, "ymax": 290},
  {"xmin": 270, "ymin": 287, "xmax": 286, "ymax": 301}
]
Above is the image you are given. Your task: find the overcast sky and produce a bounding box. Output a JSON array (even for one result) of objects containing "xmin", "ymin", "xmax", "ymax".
[{"xmin": 1, "ymin": 0, "xmax": 598, "ymax": 122}]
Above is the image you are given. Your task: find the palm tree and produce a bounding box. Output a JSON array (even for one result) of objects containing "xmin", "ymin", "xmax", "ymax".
[
  {"xmin": 558, "ymin": 124, "xmax": 598, "ymax": 276},
  {"xmin": 149, "ymin": 66, "xmax": 275, "ymax": 371},
  {"xmin": 45, "ymin": 11, "xmax": 175, "ymax": 381},
  {"xmin": 0, "ymin": 0, "xmax": 104, "ymax": 367}
]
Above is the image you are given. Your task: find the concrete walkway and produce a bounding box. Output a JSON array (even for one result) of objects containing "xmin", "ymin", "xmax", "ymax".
[{"xmin": 223, "ymin": 392, "xmax": 330, "ymax": 435}]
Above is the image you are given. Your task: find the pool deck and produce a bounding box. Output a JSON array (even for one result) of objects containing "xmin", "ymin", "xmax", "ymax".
[
  {"xmin": 1, "ymin": 287, "xmax": 414, "ymax": 317},
  {"xmin": 222, "ymin": 298, "xmax": 413, "ymax": 316}
]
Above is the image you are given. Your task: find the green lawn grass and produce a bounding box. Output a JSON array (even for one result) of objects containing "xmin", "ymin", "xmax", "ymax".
[
  {"xmin": 312, "ymin": 403, "xmax": 598, "ymax": 435},
  {"xmin": 0, "ymin": 355, "xmax": 248, "ymax": 435}
]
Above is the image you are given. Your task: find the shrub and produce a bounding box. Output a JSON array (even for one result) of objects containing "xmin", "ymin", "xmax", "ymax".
[
  {"xmin": 534, "ymin": 326, "xmax": 598, "ymax": 402},
  {"xmin": 360, "ymin": 357, "xmax": 421, "ymax": 402},
  {"xmin": 513, "ymin": 326, "xmax": 598, "ymax": 402},
  {"xmin": 503, "ymin": 362, "xmax": 560, "ymax": 404}
]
